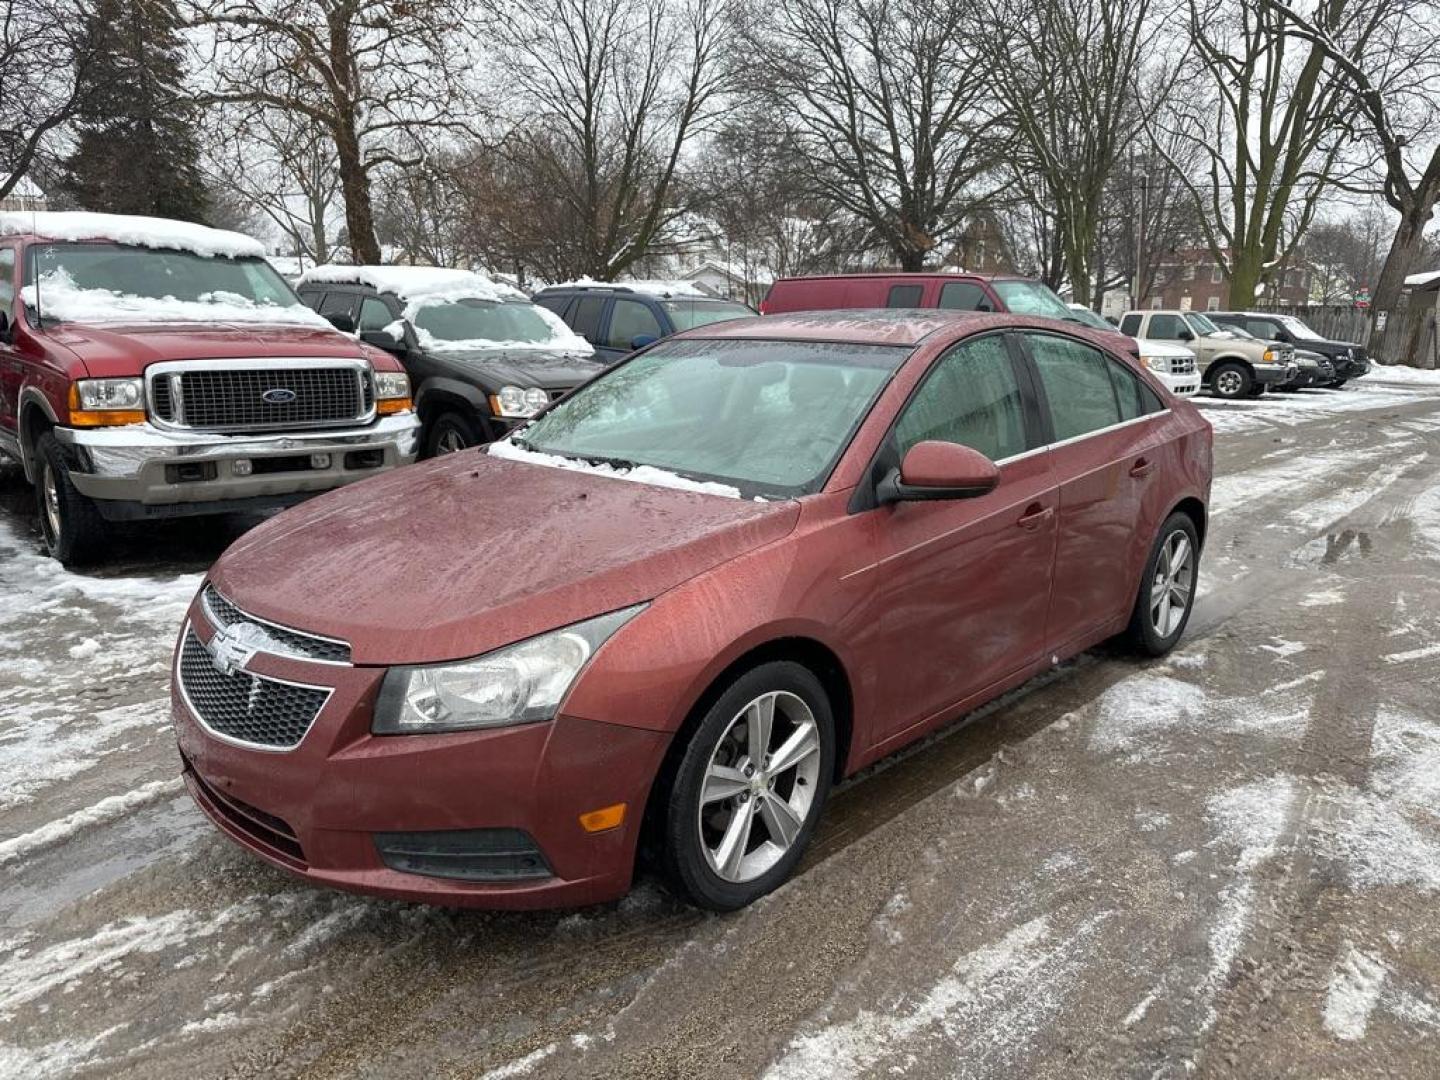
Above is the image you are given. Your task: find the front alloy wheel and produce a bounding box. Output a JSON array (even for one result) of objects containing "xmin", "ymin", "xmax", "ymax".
[
  {"xmin": 662, "ymin": 661, "xmax": 835, "ymax": 910},
  {"xmin": 1125, "ymin": 511, "xmax": 1201, "ymax": 656}
]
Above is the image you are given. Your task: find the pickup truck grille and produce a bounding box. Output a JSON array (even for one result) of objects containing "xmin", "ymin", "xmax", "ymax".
[
  {"xmin": 149, "ymin": 362, "xmax": 373, "ymax": 433},
  {"xmin": 1169, "ymin": 355, "xmax": 1197, "ymax": 375}
]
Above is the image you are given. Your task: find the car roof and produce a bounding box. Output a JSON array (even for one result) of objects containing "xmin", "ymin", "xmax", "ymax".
[
  {"xmin": 673, "ymin": 308, "xmax": 1031, "ymax": 347},
  {"xmin": 771, "ymin": 272, "xmax": 1028, "ymax": 284}
]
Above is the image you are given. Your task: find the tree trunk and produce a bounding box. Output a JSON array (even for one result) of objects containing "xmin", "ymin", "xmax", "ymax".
[
  {"xmin": 333, "ymin": 120, "xmax": 380, "ymax": 264},
  {"xmin": 1066, "ymin": 250, "xmax": 1093, "ymax": 309},
  {"xmin": 1368, "ymin": 198, "xmax": 1436, "ymax": 366},
  {"xmin": 895, "ymin": 242, "xmax": 927, "ymax": 272},
  {"xmin": 1227, "ymin": 253, "xmax": 1262, "ymax": 310}
]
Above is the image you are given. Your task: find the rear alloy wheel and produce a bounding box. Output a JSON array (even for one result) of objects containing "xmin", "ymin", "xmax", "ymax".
[
  {"xmin": 1210, "ymin": 362, "xmax": 1252, "ymax": 400},
  {"xmin": 1125, "ymin": 511, "xmax": 1200, "ymax": 656},
  {"xmin": 424, "ymin": 410, "xmax": 484, "ymax": 457},
  {"xmin": 662, "ymin": 662, "xmax": 835, "ymax": 910},
  {"xmin": 34, "ymin": 431, "xmax": 108, "ymax": 567}
]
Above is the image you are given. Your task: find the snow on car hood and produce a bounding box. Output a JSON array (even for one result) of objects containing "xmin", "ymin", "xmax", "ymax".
[{"xmin": 209, "ymin": 451, "xmax": 800, "ymax": 665}]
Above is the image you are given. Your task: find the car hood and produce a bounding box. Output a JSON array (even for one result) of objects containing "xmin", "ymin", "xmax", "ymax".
[
  {"xmin": 45, "ymin": 323, "xmax": 363, "ymax": 377},
  {"xmin": 208, "ymin": 452, "xmax": 800, "ymax": 665},
  {"xmin": 426, "ymin": 347, "xmax": 605, "ymax": 389},
  {"xmin": 1134, "ymin": 339, "xmax": 1195, "ymax": 359}
]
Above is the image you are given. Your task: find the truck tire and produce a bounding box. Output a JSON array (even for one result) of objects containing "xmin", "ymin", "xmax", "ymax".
[
  {"xmin": 1210, "ymin": 362, "xmax": 1252, "ymax": 400},
  {"xmin": 34, "ymin": 432, "xmax": 108, "ymax": 566},
  {"xmin": 424, "ymin": 410, "xmax": 485, "ymax": 457}
]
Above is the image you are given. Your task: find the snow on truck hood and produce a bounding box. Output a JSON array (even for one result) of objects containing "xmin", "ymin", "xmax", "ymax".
[{"xmin": 209, "ymin": 451, "xmax": 799, "ymax": 666}]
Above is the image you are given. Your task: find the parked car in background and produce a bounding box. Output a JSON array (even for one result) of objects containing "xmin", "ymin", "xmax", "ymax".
[
  {"xmin": 532, "ymin": 280, "xmax": 754, "ymax": 364},
  {"xmin": 173, "ymin": 308, "xmax": 1211, "ymax": 912},
  {"xmin": 761, "ymin": 272, "xmax": 1080, "ymax": 324},
  {"xmin": 0, "ymin": 212, "xmax": 418, "ymax": 565},
  {"xmin": 1068, "ymin": 304, "xmax": 1199, "ymax": 397},
  {"xmin": 1119, "ymin": 309, "xmax": 1296, "ymax": 399},
  {"xmin": 297, "ymin": 266, "xmax": 603, "ymax": 456},
  {"xmin": 1208, "ymin": 311, "xmax": 1368, "ymax": 387}
]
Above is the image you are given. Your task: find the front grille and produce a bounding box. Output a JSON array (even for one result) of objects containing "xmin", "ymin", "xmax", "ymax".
[
  {"xmin": 201, "ymin": 585, "xmax": 351, "ymax": 664},
  {"xmin": 178, "ymin": 630, "xmax": 328, "ymax": 749},
  {"xmin": 1168, "ymin": 355, "xmax": 1196, "ymax": 375},
  {"xmin": 149, "ymin": 365, "xmax": 370, "ymax": 432}
]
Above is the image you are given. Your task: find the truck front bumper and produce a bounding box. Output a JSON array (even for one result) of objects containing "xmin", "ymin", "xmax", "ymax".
[
  {"xmin": 54, "ymin": 413, "xmax": 420, "ymax": 515},
  {"xmin": 1254, "ymin": 364, "xmax": 1295, "ymax": 386}
]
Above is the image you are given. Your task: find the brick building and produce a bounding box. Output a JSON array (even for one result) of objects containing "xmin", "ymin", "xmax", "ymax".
[{"xmin": 1143, "ymin": 247, "xmax": 1311, "ymax": 311}]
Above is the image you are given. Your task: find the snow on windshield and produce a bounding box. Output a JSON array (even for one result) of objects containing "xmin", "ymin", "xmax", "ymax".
[
  {"xmin": 488, "ymin": 437, "xmax": 744, "ymax": 499},
  {"xmin": 407, "ymin": 294, "xmax": 592, "ymax": 354},
  {"xmin": 1277, "ymin": 315, "xmax": 1325, "ymax": 341},
  {"xmin": 0, "ymin": 211, "xmax": 266, "ymax": 258},
  {"xmin": 21, "ymin": 267, "xmax": 328, "ymax": 328}
]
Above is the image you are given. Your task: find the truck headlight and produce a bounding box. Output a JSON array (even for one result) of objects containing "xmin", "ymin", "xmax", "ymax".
[
  {"xmin": 1262, "ymin": 349, "xmax": 1276, "ymax": 363},
  {"xmin": 373, "ymin": 605, "xmax": 646, "ymax": 734},
  {"xmin": 76, "ymin": 377, "xmax": 143, "ymax": 409},
  {"xmin": 1140, "ymin": 354, "xmax": 1169, "ymax": 373},
  {"xmin": 491, "ymin": 385, "xmax": 551, "ymax": 418},
  {"xmin": 373, "ymin": 370, "xmax": 411, "ymax": 415}
]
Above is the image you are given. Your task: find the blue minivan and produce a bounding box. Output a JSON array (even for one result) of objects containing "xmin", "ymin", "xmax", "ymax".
[{"xmin": 533, "ymin": 282, "xmax": 755, "ymax": 364}]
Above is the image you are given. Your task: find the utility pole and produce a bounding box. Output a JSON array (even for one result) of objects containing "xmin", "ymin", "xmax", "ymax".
[{"xmin": 1134, "ymin": 167, "xmax": 1150, "ymax": 309}]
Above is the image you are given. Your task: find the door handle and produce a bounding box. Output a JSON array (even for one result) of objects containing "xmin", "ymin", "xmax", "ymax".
[
  {"xmin": 1129, "ymin": 457, "xmax": 1156, "ymax": 479},
  {"xmin": 1017, "ymin": 503, "xmax": 1053, "ymax": 531}
]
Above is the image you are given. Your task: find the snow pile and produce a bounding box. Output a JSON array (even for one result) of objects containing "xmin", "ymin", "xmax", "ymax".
[
  {"xmin": 297, "ymin": 264, "xmax": 525, "ymax": 302},
  {"xmin": 1403, "ymin": 269, "xmax": 1440, "ymax": 288},
  {"xmin": 1369, "ymin": 364, "xmax": 1440, "ymax": 385},
  {"xmin": 0, "ymin": 211, "xmax": 266, "ymax": 258},
  {"xmin": 21, "ymin": 268, "xmax": 329, "ymax": 328},
  {"xmin": 1323, "ymin": 945, "xmax": 1388, "ymax": 1041},
  {"xmin": 488, "ymin": 438, "xmax": 743, "ymax": 499},
  {"xmin": 0, "ymin": 778, "xmax": 181, "ymax": 866},
  {"xmin": 547, "ymin": 275, "xmax": 709, "ymax": 298}
]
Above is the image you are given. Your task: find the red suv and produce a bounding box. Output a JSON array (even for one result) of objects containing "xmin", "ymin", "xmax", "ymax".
[
  {"xmin": 0, "ymin": 212, "xmax": 419, "ymax": 564},
  {"xmin": 173, "ymin": 309, "xmax": 1211, "ymax": 911},
  {"xmin": 761, "ymin": 272, "xmax": 1078, "ymax": 321}
]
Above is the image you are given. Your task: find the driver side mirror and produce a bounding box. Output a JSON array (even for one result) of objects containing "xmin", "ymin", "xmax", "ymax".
[
  {"xmin": 878, "ymin": 441, "xmax": 1000, "ymax": 504},
  {"xmin": 1176, "ymin": 327, "xmax": 1194, "ymax": 341},
  {"xmin": 325, "ymin": 312, "xmax": 356, "ymax": 334},
  {"xmin": 630, "ymin": 334, "xmax": 658, "ymax": 350},
  {"xmin": 360, "ymin": 324, "xmax": 405, "ymax": 352}
]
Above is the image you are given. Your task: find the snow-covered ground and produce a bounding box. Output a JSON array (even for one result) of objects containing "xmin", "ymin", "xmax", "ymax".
[{"xmin": 2, "ymin": 376, "xmax": 1440, "ymax": 1078}]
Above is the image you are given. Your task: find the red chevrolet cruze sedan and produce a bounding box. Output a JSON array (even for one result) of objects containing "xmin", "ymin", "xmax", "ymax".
[{"xmin": 173, "ymin": 310, "xmax": 1212, "ymax": 911}]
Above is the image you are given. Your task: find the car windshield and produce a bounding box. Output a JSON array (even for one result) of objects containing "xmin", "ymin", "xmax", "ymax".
[
  {"xmin": 411, "ymin": 298, "xmax": 574, "ymax": 349},
  {"xmin": 23, "ymin": 242, "xmax": 312, "ymax": 325},
  {"xmin": 1276, "ymin": 314, "xmax": 1325, "ymax": 341},
  {"xmin": 516, "ymin": 338, "xmax": 907, "ymax": 498},
  {"xmin": 992, "ymin": 280, "xmax": 1072, "ymax": 319},
  {"xmin": 1067, "ymin": 306, "xmax": 1111, "ymax": 331},
  {"xmin": 1186, "ymin": 312, "xmax": 1222, "ymax": 334},
  {"xmin": 658, "ymin": 299, "xmax": 755, "ymax": 331}
]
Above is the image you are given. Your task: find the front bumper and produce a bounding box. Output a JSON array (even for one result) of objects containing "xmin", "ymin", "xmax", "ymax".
[
  {"xmin": 1253, "ymin": 363, "xmax": 1295, "ymax": 386},
  {"xmin": 172, "ymin": 605, "xmax": 668, "ymax": 909},
  {"xmin": 1152, "ymin": 369, "xmax": 1200, "ymax": 397},
  {"xmin": 55, "ymin": 414, "xmax": 420, "ymax": 511}
]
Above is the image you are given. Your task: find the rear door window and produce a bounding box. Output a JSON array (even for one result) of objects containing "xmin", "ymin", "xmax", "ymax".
[
  {"xmin": 938, "ymin": 282, "xmax": 988, "ymax": 311},
  {"xmin": 569, "ymin": 296, "xmax": 608, "ymax": 344},
  {"xmin": 607, "ymin": 299, "xmax": 663, "ymax": 348},
  {"xmin": 892, "ymin": 334, "xmax": 1029, "ymax": 462},
  {"xmin": 887, "ymin": 283, "xmax": 925, "ymax": 308},
  {"xmin": 534, "ymin": 294, "xmax": 571, "ymax": 317},
  {"xmin": 1026, "ymin": 334, "xmax": 1123, "ymax": 441}
]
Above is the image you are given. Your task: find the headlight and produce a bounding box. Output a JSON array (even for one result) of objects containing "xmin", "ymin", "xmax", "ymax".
[
  {"xmin": 75, "ymin": 377, "xmax": 143, "ymax": 410},
  {"xmin": 373, "ymin": 605, "xmax": 647, "ymax": 734},
  {"xmin": 491, "ymin": 385, "xmax": 551, "ymax": 418},
  {"xmin": 1262, "ymin": 349, "xmax": 1276, "ymax": 363},
  {"xmin": 374, "ymin": 371, "xmax": 410, "ymax": 400},
  {"xmin": 1140, "ymin": 354, "xmax": 1169, "ymax": 373}
]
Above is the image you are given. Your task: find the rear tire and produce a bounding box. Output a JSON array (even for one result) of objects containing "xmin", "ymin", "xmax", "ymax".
[
  {"xmin": 423, "ymin": 410, "xmax": 485, "ymax": 457},
  {"xmin": 1210, "ymin": 362, "xmax": 1252, "ymax": 399},
  {"xmin": 34, "ymin": 432, "xmax": 108, "ymax": 567},
  {"xmin": 661, "ymin": 661, "xmax": 835, "ymax": 911},
  {"xmin": 1124, "ymin": 511, "xmax": 1200, "ymax": 657}
]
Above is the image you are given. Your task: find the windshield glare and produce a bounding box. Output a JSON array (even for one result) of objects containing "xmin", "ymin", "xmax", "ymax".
[
  {"xmin": 658, "ymin": 299, "xmax": 755, "ymax": 331},
  {"xmin": 412, "ymin": 299, "xmax": 569, "ymax": 347},
  {"xmin": 26, "ymin": 243, "xmax": 297, "ymax": 311},
  {"xmin": 518, "ymin": 339, "xmax": 906, "ymax": 497},
  {"xmin": 993, "ymin": 280, "xmax": 1071, "ymax": 318},
  {"xmin": 1187, "ymin": 312, "xmax": 1221, "ymax": 334}
]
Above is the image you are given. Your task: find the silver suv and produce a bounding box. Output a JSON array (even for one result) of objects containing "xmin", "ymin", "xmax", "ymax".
[{"xmin": 1120, "ymin": 310, "xmax": 1296, "ymax": 399}]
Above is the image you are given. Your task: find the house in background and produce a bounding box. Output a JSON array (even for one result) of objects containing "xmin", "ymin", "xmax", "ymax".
[
  {"xmin": 0, "ymin": 174, "xmax": 48, "ymax": 213},
  {"xmin": 1144, "ymin": 247, "xmax": 1311, "ymax": 311}
]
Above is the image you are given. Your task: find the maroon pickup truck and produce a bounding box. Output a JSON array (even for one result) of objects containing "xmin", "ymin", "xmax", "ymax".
[{"xmin": 0, "ymin": 212, "xmax": 420, "ymax": 565}]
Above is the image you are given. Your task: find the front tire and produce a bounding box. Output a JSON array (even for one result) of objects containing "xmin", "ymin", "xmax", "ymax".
[
  {"xmin": 1210, "ymin": 362, "xmax": 1252, "ymax": 399},
  {"xmin": 34, "ymin": 432, "xmax": 108, "ymax": 566},
  {"xmin": 661, "ymin": 661, "xmax": 835, "ymax": 911},
  {"xmin": 1124, "ymin": 512, "xmax": 1200, "ymax": 657},
  {"xmin": 423, "ymin": 410, "xmax": 485, "ymax": 457}
]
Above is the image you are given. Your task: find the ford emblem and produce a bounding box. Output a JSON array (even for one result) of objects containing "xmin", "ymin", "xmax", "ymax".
[{"xmin": 262, "ymin": 387, "xmax": 298, "ymax": 404}]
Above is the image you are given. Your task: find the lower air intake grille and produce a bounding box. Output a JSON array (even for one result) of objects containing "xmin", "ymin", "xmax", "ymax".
[{"xmin": 178, "ymin": 631, "xmax": 328, "ymax": 749}]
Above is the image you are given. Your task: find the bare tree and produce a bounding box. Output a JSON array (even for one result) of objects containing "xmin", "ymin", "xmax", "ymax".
[
  {"xmin": 1151, "ymin": 0, "xmax": 1361, "ymax": 308},
  {"xmin": 0, "ymin": 0, "xmax": 97, "ymax": 201},
  {"xmin": 482, "ymin": 0, "xmax": 729, "ymax": 281},
  {"xmin": 736, "ymin": 0, "xmax": 1008, "ymax": 272},
  {"xmin": 1304, "ymin": 209, "xmax": 1388, "ymax": 304},
  {"xmin": 183, "ymin": 0, "xmax": 479, "ymax": 263},
  {"xmin": 1262, "ymin": 0, "xmax": 1440, "ymax": 362},
  {"xmin": 373, "ymin": 153, "xmax": 469, "ymax": 268},
  {"xmin": 988, "ymin": 0, "xmax": 1165, "ymax": 306}
]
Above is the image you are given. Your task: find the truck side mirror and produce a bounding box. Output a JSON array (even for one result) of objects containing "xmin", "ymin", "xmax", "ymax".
[
  {"xmin": 325, "ymin": 313, "xmax": 356, "ymax": 334},
  {"xmin": 1177, "ymin": 328, "xmax": 1194, "ymax": 341}
]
